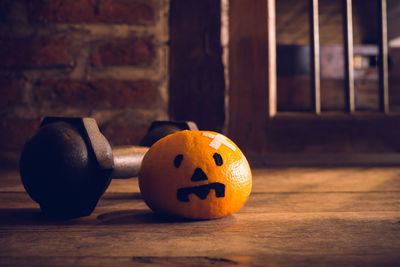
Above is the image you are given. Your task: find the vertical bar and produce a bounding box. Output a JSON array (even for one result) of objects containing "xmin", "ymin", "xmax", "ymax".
[
  {"xmin": 378, "ymin": 0, "xmax": 389, "ymax": 113},
  {"xmin": 310, "ymin": 0, "xmax": 321, "ymax": 114},
  {"xmin": 268, "ymin": 0, "xmax": 277, "ymax": 117},
  {"xmin": 343, "ymin": 0, "xmax": 355, "ymax": 113}
]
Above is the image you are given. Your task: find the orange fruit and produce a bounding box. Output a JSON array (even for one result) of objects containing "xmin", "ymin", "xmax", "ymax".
[{"xmin": 138, "ymin": 130, "xmax": 252, "ymax": 219}]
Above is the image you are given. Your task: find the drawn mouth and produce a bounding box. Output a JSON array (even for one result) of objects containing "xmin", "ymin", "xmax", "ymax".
[{"xmin": 177, "ymin": 182, "xmax": 225, "ymax": 202}]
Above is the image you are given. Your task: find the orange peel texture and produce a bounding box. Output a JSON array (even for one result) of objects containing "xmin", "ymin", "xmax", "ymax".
[{"xmin": 138, "ymin": 130, "xmax": 252, "ymax": 219}]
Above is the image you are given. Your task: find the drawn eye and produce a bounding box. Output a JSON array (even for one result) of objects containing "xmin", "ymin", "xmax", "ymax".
[
  {"xmin": 174, "ymin": 154, "xmax": 183, "ymax": 168},
  {"xmin": 213, "ymin": 153, "xmax": 223, "ymax": 166}
]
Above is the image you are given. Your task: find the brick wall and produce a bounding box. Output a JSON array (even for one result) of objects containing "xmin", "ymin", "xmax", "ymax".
[{"xmin": 0, "ymin": 0, "xmax": 170, "ymax": 164}]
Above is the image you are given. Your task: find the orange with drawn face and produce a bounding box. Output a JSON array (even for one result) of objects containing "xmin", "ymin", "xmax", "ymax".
[{"xmin": 138, "ymin": 130, "xmax": 252, "ymax": 219}]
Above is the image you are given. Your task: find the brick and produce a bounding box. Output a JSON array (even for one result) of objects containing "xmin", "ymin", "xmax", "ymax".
[
  {"xmin": 29, "ymin": 0, "xmax": 155, "ymax": 24},
  {"xmin": 91, "ymin": 38, "xmax": 154, "ymax": 67},
  {"xmin": 35, "ymin": 80, "xmax": 160, "ymax": 108},
  {"xmin": 91, "ymin": 80, "xmax": 160, "ymax": 107},
  {"xmin": 0, "ymin": 118, "xmax": 40, "ymax": 150},
  {"xmin": 29, "ymin": 0, "xmax": 97, "ymax": 23},
  {"xmin": 0, "ymin": 37, "xmax": 73, "ymax": 68},
  {"xmin": 101, "ymin": 123, "xmax": 148, "ymax": 146},
  {"xmin": 0, "ymin": 77, "xmax": 24, "ymax": 108},
  {"xmin": 97, "ymin": 0, "xmax": 155, "ymax": 24}
]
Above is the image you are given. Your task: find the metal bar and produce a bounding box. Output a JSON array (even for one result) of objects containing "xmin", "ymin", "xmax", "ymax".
[
  {"xmin": 378, "ymin": 0, "xmax": 389, "ymax": 113},
  {"xmin": 343, "ymin": 0, "xmax": 355, "ymax": 113},
  {"xmin": 309, "ymin": 0, "xmax": 321, "ymax": 114},
  {"xmin": 111, "ymin": 146, "xmax": 148, "ymax": 179}
]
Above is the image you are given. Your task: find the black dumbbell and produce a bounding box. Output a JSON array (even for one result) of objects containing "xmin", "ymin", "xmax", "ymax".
[{"xmin": 19, "ymin": 117, "xmax": 198, "ymax": 219}]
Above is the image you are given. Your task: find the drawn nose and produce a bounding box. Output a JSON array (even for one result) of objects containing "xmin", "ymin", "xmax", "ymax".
[{"xmin": 190, "ymin": 168, "xmax": 208, "ymax": 182}]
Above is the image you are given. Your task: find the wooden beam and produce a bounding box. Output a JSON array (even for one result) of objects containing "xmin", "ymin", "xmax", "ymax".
[
  {"xmin": 268, "ymin": 0, "xmax": 277, "ymax": 117},
  {"xmin": 169, "ymin": 0, "xmax": 226, "ymax": 131},
  {"xmin": 309, "ymin": 0, "xmax": 321, "ymax": 114},
  {"xmin": 228, "ymin": 0, "xmax": 270, "ymax": 153},
  {"xmin": 343, "ymin": 0, "xmax": 355, "ymax": 113},
  {"xmin": 378, "ymin": 0, "xmax": 389, "ymax": 113}
]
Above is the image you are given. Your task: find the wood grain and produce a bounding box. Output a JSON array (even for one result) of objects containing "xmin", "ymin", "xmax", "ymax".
[
  {"xmin": 169, "ymin": 0, "xmax": 225, "ymax": 132},
  {"xmin": 1, "ymin": 167, "xmax": 400, "ymax": 266},
  {"xmin": 228, "ymin": 0, "xmax": 271, "ymax": 154}
]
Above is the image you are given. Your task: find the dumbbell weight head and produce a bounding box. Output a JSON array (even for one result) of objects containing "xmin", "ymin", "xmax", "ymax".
[
  {"xmin": 20, "ymin": 117, "xmax": 114, "ymax": 219},
  {"xmin": 20, "ymin": 117, "xmax": 198, "ymax": 219},
  {"xmin": 140, "ymin": 121, "xmax": 198, "ymax": 147}
]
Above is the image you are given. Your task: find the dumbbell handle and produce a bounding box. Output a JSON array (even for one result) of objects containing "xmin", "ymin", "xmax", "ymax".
[{"xmin": 111, "ymin": 146, "xmax": 148, "ymax": 178}]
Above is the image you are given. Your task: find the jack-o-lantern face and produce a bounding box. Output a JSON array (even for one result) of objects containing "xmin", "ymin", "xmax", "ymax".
[
  {"xmin": 138, "ymin": 130, "xmax": 252, "ymax": 219},
  {"xmin": 175, "ymin": 152, "xmax": 226, "ymax": 202}
]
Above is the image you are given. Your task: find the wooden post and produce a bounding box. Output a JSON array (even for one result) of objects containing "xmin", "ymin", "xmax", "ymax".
[
  {"xmin": 228, "ymin": 0, "xmax": 271, "ymax": 153},
  {"xmin": 309, "ymin": 0, "xmax": 321, "ymax": 114},
  {"xmin": 343, "ymin": 0, "xmax": 355, "ymax": 113},
  {"xmin": 378, "ymin": 0, "xmax": 389, "ymax": 113}
]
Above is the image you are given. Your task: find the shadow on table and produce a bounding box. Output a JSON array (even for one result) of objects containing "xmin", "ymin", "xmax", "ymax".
[
  {"xmin": 96, "ymin": 209, "xmax": 230, "ymax": 224},
  {"xmin": 0, "ymin": 208, "xmax": 230, "ymax": 226}
]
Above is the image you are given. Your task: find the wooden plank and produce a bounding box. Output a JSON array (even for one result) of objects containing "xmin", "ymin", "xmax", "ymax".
[
  {"xmin": 309, "ymin": 0, "xmax": 321, "ymax": 114},
  {"xmin": 228, "ymin": 0, "xmax": 270, "ymax": 153},
  {"xmin": 251, "ymin": 167, "xmax": 400, "ymax": 192},
  {"xmin": 169, "ymin": 0, "xmax": 225, "ymax": 131},
  {"xmin": 343, "ymin": 0, "xmax": 355, "ymax": 113},
  {"xmin": 1, "ymin": 168, "xmax": 400, "ymax": 266},
  {"xmin": 249, "ymin": 153, "xmax": 400, "ymax": 166},
  {"xmin": 259, "ymin": 113, "xmax": 400, "ymax": 155},
  {"xmin": 378, "ymin": 0, "xmax": 389, "ymax": 113}
]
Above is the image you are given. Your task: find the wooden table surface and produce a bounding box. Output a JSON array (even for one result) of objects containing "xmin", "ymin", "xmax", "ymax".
[{"xmin": 1, "ymin": 167, "xmax": 400, "ymax": 266}]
